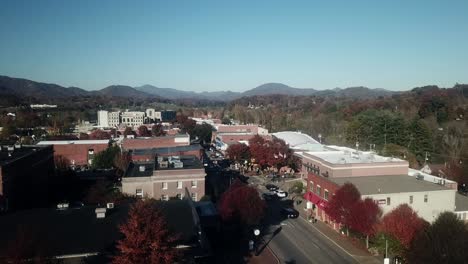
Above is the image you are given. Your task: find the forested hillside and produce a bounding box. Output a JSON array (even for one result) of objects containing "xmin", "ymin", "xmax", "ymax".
[{"xmin": 226, "ymin": 84, "xmax": 468, "ymax": 184}]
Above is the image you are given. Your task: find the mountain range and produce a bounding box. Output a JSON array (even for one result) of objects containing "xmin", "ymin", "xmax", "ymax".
[{"xmin": 0, "ymin": 75, "xmax": 396, "ymax": 104}]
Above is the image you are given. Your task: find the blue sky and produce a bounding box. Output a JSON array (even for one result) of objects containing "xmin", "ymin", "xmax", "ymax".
[{"xmin": 0, "ymin": 0, "xmax": 467, "ymax": 92}]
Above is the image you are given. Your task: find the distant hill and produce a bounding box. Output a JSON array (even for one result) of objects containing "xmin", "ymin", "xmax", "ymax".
[
  {"xmin": 97, "ymin": 85, "xmax": 153, "ymax": 99},
  {"xmin": 134, "ymin": 84, "xmax": 240, "ymax": 101},
  {"xmin": 0, "ymin": 75, "xmax": 398, "ymax": 104},
  {"xmin": 0, "ymin": 75, "xmax": 89, "ymax": 98},
  {"xmin": 314, "ymin": 86, "xmax": 396, "ymax": 99},
  {"xmin": 242, "ymin": 83, "xmax": 317, "ymax": 97}
]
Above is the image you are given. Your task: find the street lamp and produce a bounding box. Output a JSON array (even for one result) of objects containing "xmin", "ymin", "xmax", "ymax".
[
  {"xmin": 253, "ymin": 228, "xmax": 261, "ymax": 255},
  {"xmin": 318, "ymin": 134, "xmax": 322, "ymax": 144}
]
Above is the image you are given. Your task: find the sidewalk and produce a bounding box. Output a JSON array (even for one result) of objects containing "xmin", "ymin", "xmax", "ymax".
[
  {"xmin": 297, "ymin": 208, "xmax": 383, "ymax": 264},
  {"xmin": 247, "ymin": 245, "xmax": 280, "ymax": 264}
]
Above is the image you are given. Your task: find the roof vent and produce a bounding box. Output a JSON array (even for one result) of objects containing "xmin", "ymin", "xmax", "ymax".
[
  {"xmin": 95, "ymin": 208, "xmax": 107, "ymax": 218},
  {"xmin": 106, "ymin": 202, "xmax": 114, "ymax": 209},
  {"xmin": 139, "ymin": 165, "xmax": 145, "ymax": 172}
]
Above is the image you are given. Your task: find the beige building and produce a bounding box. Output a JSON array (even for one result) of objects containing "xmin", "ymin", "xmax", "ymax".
[
  {"xmin": 122, "ymin": 155, "xmax": 206, "ymax": 201},
  {"xmin": 120, "ymin": 111, "xmax": 145, "ymax": 127}
]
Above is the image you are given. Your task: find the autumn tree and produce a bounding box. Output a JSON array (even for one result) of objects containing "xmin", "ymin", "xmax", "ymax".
[
  {"xmin": 324, "ymin": 183, "xmax": 361, "ymax": 236},
  {"xmin": 406, "ymin": 212, "xmax": 468, "ymax": 264},
  {"xmin": 89, "ymin": 129, "xmax": 111, "ymax": 140},
  {"xmin": 248, "ymin": 135, "xmax": 291, "ymax": 170},
  {"xmin": 191, "ymin": 123, "xmax": 213, "ymax": 143},
  {"xmin": 123, "ymin": 127, "xmax": 135, "ymax": 138},
  {"xmin": 54, "ymin": 155, "xmax": 71, "ymax": 170},
  {"xmin": 348, "ymin": 198, "xmax": 382, "ymax": 248},
  {"xmin": 378, "ymin": 204, "xmax": 427, "ymax": 249},
  {"xmin": 92, "ymin": 145, "xmax": 120, "ymax": 169},
  {"xmin": 151, "ymin": 124, "xmax": 166, "ymax": 137},
  {"xmin": 114, "ymin": 151, "xmax": 131, "ymax": 177},
  {"xmin": 113, "ymin": 200, "xmax": 179, "ymax": 264},
  {"xmin": 137, "ymin": 125, "xmax": 151, "ymax": 137},
  {"xmin": 218, "ymin": 180, "xmax": 266, "ymax": 226},
  {"xmin": 175, "ymin": 114, "xmax": 196, "ymax": 134},
  {"xmin": 226, "ymin": 143, "xmax": 251, "ymax": 163}
]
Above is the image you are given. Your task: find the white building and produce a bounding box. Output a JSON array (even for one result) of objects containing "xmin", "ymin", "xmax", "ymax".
[
  {"xmin": 108, "ymin": 111, "xmax": 121, "ymax": 127},
  {"xmin": 97, "ymin": 110, "xmax": 109, "ymax": 127},
  {"xmin": 330, "ymin": 175, "xmax": 456, "ymax": 223},
  {"xmin": 121, "ymin": 111, "xmax": 145, "ymax": 127}
]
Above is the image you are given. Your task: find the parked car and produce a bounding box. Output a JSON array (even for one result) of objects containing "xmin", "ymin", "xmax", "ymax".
[
  {"xmin": 274, "ymin": 190, "xmax": 288, "ymax": 198},
  {"xmin": 265, "ymin": 184, "xmax": 279, "ymax": 191},
  {"xmin": 281, "ymin": 207, "xmax": 299, "ymax": 219},
  {"xmin": 262, "ymin": 193, "xmax": 276, "ymax": 201}
]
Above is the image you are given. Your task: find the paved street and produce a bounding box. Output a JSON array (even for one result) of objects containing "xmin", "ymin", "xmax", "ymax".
[{"xmin": 251, "ymin": 176, "xmax": 359, "ymax": 264}]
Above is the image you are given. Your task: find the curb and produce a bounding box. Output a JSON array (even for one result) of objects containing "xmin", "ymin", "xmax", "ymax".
[{"xmin": 266, "ymin": 244, "xmax": 281, "ymax": 264}]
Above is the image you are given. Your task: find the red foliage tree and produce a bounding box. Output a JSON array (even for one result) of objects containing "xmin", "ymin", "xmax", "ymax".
[
  {"xmin": 176, "ymin": 114, "xmax": 196, "ymax": 134},
  {"xmin": 218, "ymin": 180, "xmax": 266, "ymax": 226},
  {"xmin": 137, "ymin": 126, "xmax": 151, "ymax": 137},
  {"xmin": 89, "ymin": 129, "xmax": 111, "ymax": 139},
  {"xmin": 324, "ymin": 183, "xmax": 361, "ymax": 234},
  {"xmin": 348, "ymin": 198, "xmax": 382, "ymax": 235},
  {"xmin": 377, "ymin": 204, "xmax": 427, "ymax": 249},
  {"xmin": 151, "ymin": 124, "xmax": 166, "ymax": 137},
  {"xmin": 248, "ymin": 135, "xmax": 269, "ymax": 168},
  {"xmin": 113, "ymin": 200, "xmax": 179, "ymax": 264},
  {"xmin": 123, "ymin": 127, "xmax": 135, "ymax": 138},
  {"xmin": 226, "ymin": 143, "xmax": 251, "ymax": 163},
  {"xmin": 248, "ymin": 135, "xmax": 291, "ymax": 170},
  {"xmin": 348, "ymin": 198, "xmax": 382, "ymax": 247}
]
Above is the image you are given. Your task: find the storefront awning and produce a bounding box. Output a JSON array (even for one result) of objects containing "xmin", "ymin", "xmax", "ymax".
[{"xmin": 304, "ymin": 191, "xmax": 328, "ymax": 210}]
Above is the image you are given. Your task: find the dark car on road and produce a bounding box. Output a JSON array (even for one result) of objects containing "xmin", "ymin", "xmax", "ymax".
[
  {"xmin": 265, "ymin": 184, "xmax": 279, "ymax": 191},
  {"xmin": 262, "ymin": 193, "xmax": 277, "ymax": 201},
  {"xmin": 281, "ymin": 207, "xmax": 299, "ymax": 219}
]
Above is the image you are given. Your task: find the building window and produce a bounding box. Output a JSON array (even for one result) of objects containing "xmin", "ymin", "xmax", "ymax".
[
  {"xmin": 463, "ymin": 213, "xmax": 466, "ymax": 220},
  {"xmin": 409, "ymin": 195, "xmax": 413, "ymax": 204},
  {"xmin": 191, "ymin": 193, "xmax": 197, "ymax": 201},
  {"xmin": 424, "ymin": 194, "xmax": 428, "ymax": 203},
  {"xmin": 386, "ymin": 197, "xmax": 391, "ymax": 205},
  {"xmin": 161, "ymin": 194, "xmax": 169, "ymax": 201},
  {"xmin": 162, "ymin": 182, "xmax": 168, "ymax": 190},
  {"xmin": 316, "ymin": 185, "xmax": 322, "ymax": 197},
  {"xmin": 176, "ymin": 193, "xmax": 183, "ymax": 200},
  {"xmin": 177, "ymin": 181, "xmax": 183, "ymax": 189},
  {"xmin": 309, "ymin": 181, "xmax": 314, "ymax": 192},
  {"xmin": 136, "ymin": 189, "xmax": 143, "ymax": 198},
  {"xmin": 191, "ymin": 181, "xmax": 197, "ymax": 188},
  {"xmin": 324, "ymin": 190, "xmax": 329, "ymax": 200}
]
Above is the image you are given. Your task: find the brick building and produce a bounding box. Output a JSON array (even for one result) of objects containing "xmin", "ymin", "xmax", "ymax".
[
  {"xmin": 122, "ymin": 134, "xmax": 190, "ymax": 151},
  {"xmin": 131, "ymin": 144, "xmax": 203, "ymax": 162},
  {"xmin": 296, "ymin": 145, "xmax": 457, "ymax": 225},
  {"xmin": 122, "ymin": 155, "xmax": 206, "ymax": 201},
  {"xmin": 37, "ymin": 140, "xmax": 110, "ymax": 166},
  {"xmin": 212, "ymin": 124, "xmax": 270, "ymax": 151},
  {"xmin": 0, "ymin": 144, "xmax": 54, "ymax": 211}
]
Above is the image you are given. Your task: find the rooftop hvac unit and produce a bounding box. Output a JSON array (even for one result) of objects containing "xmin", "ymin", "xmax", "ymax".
[
  {"xmin": 416, "ymin": 174, "xmax": 424, "ymax": 180},
  {"xmin": 160, "ymin": 161, "xmax": 169, "ymax": 168},
  {"xmin": 139, "ymin": 165, "xmax": 145, "ymax": 172},
  {"xmin": 157, "ymin": 156, "xmax": 164, "ymax": 162},
  {"xmin": 173, "ymin": 161, "xmax": 184, "ymax": 168},
  {"xmin": 107, "ymin": 203, "xmax": 114, "ymax": 209},
  {"xmin": 95, "ymin": 208, "xmax": 107, "ymax": 219}
]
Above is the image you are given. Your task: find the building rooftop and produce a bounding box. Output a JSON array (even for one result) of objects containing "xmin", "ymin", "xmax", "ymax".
[
  {"xmin": 455, "ymin": 193, "xmax": 468, "ymax": 212},
  {"xmin": 126, "ymin": 155, "xmax": 203, "ymax": 178},
  {"xmin": 131, "ymin": 144, "xmax": 202, "ymax": 156},
  {"xmin": 329, "ymin": 175, "xmax": 452, "ymax": 195},
  {"xmin": 0, "ymin": 145, "xmax": 51, "ymax": 166},
  {"xmin": 301, "ymin": 149, "xmax": 406, "ymax": 165},
  {"xmin": 0, "ymin": 200, "xmax": 197, "ymax": 259},
  {"xmin": 37, "ymin": 140, "xmax": 110, "ymax": 145},
  {"xmin": 272, "ymin": 131, "xmax": 320, "ymax": 146}
]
